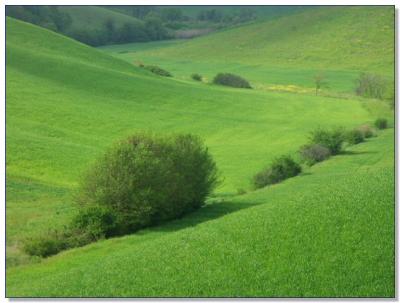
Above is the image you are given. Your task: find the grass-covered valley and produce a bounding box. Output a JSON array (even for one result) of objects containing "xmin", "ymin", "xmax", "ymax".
[{"xmin": 5, "ymin": 5, "xmax": 395, "ymax": 298}]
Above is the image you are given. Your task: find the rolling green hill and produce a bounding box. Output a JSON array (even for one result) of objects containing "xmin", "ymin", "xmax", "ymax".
[
  {"xmin": 5, "ymin": 12, "xmax": 394, "ymax": 298},
  {"xmin": 101, "ymin": 6, "xmax": 394, "ymax": 93},
  {"xmin": 58, "ymin": 6, "xmax": 143, "ymax": 33}
]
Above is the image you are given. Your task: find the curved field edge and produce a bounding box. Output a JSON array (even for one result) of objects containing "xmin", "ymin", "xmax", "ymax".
[{"xmin": 6, "ymin": 130, "xmax": 394, "ymax": 297}]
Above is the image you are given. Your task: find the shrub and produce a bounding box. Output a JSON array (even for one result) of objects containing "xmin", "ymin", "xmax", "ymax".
[
  {"xmin": 374, "ymin": 118, "xmax": 388, "ymax": 129},
  {"xmin": 299, "ymin": 144, "xmax": 331, "ymax": 165},
  {"xmin": 355, "ymin": 73, "xmax": 387, "ymax": 99},
  {"xmin": 71, "ymin": 206, "xmax": 118, "ymax": 241},
  {"xmin": 23, "ymin": 231, "xmax": 68, "ymax": 257},
  {"xmin": 213, "ymin": 73, "xmax": 251, "ymax": 89},
  {"xmin": 253, "ymin": 155, "xmax": 301, "ymax": 189},
  {"xmin": 143, "ymin": 65, "xmax": 172, "ymax": 77},
  {"xmin": 309, "ymin": 127, "xmax": 345, "ymax": 155},
  {"xmin": 77, "ymin": 132, "xmax": 218, "ymax": 234},
  {"xmin": 345, "ymin": 129, "xmax": 364, "ymax": 145},
  {"xmin": 191, "ymin": 73, "xmax": 202, "ymax": 81},
  {"xmin": 356, "ymin": 124, "xmax": 374, "ymax": 138}
]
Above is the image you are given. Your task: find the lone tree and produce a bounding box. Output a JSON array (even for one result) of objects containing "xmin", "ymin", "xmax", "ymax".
[{"xmin": 314, "ymin": 72, "xmax": 328, "ymax": 96}]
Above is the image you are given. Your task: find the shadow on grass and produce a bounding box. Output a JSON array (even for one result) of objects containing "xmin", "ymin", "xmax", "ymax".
[
  {"xmin": 340, "ymin": 150, "xmax": 377, "ymax": 156},
  {"xmin": 148, "ymin": 200, "xmax": 261, "ymax": 234}
]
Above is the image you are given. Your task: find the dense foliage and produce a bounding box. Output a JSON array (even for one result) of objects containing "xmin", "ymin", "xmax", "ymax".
[
  {"xmin": 309, "ymin": 128, "xmax": 345, "ymax": 155},
  {"xmin": 299, "ymin": 143, "xmax": 331, "ymax": 165},
  {"xmin": 77, "ymin": 133, "xmax": 218, "ymax": 234},
  {"xmin": 345, "ymin": 129, "xmax": 364, "ymax": 145},
  {"xmin": 356, "ymin": 124, "xmax": 374, "ymax": 138},
  {"xmin": 143, "ymin": 65, "xmax": 172, "ymax": 77},
  {"xmin": 253, "ymin": 155, "xmax": 301, "ymax": 189},
  {"xmin": 345, "ymin": 129, "xmax": 365, "ymax": 145},
  {"xmin": 375, "ymin": 118, "xmax": 388, "ymax": 129},
  {"xmin": 6, "ymin": 6, "xmax": 170, "ymax": 46},
  {"xmin": 6, "ymin": 6, "xmax": 72, "ymax": 32},
  {"xmin": 213, "ymin": 73, "xmax": 252, "ymax": 88},
  {"xmin": 191, "ymin": 73, "xmax": 202, "ymax": 81}
]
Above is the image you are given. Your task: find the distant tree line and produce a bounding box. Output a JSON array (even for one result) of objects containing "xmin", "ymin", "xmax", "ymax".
[
  {"xmin": 106, "ymin": 6, "xmax": 258, "ymax": 31},
  {"xmin": 6, "ymin": 6, "xmax": 171, "ymax": 46},
  {"xmin": 6, "ymin": 6, "xmax": 260, "ymax": 46},
  {"xmin": 70, "ymin": 16, "xmax": 170, "ymax": 46},
  {"xmin": 6, "ymin": 6, "xmax": 72, "ymax": 32}
]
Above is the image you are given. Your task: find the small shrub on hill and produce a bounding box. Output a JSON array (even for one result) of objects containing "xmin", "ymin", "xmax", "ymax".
[
  {"xmin": 299, "ymin": 144, "xmax": 331, "ymax": 166},
  {"xmin": 309, "ymin": 127, "xmax": 345, "ymax": 155},
  {"xmin": 143, "ymin": 65, "xmax": 172, "ymax": 77},
  {"xmin": 345, "ymin": 129, "xmax": 364, "ymax": 145},
  {"xmin": 253, "ymin": 155, "xmax": 301, "ymax": 189},
  {"xmin": 374, "ymin": 118, "xmax": 388, "ymax": 129},
  {"xmin": 213, "ymin": 73, "xmax": 252, "ymax": 89},
  {"xmin": 356, "ymin": 124, "xmax": 374, "ymax": 138},
  {"xmin": 77, "ymin": 132, "xmax": 218, "ymax": 234},
  {"xmin": 191, "ymin": 73, "xmax": 202, "ymax": 81}
]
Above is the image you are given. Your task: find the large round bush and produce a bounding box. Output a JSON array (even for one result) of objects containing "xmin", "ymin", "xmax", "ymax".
[{"xmin": 77, "ymin": 133, "xmax": 218, "ymax": 234}]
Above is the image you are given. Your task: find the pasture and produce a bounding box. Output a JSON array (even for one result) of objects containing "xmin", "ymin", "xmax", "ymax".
[{"xmin": 5, "ymin": 5, "xmax": 395, "ymax": 297}]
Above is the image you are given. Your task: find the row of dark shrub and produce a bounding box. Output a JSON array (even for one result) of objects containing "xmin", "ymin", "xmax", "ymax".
[
  {"xmin": 137, "ymin": 64, "xmax": 252, "ymax": 89},
  {"xmin": 252, "ymin": 118, "xmax": 388, "ymax": 189}
]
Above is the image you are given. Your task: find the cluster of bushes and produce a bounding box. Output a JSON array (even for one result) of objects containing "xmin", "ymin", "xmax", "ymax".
[
  {"xmin": 142, "ymin": 65, "xmax": 172, "ymax": 77},
  {"xmin": 299, "ymin": 144, "xmax": 331, "ymax": 166},
  {"xmin": 213, "ymin": 73, "xmax": 252, "ymax": 89},
  {"xmin": 24, "ymin": 133, "xmax": 218, "ymax": 257},
  {"xmin": 252, "ymin": 118, "xmax": 388, "ymax": 189},
  {"xmin": 253, "ymin": 156, "xmax": 301, "ymax": 189}
]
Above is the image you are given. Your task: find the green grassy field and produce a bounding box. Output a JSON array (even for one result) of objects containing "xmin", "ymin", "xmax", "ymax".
[
  {"xmin": 7, "ymin": 130, "xmax": 395, "ymax": 297},
  {"xmin": 100, "ymin": 6, "xmax": 394, "ymax": 94},
  {"xmin": 5, "ymin": 5, "xmax": 394, "ymax": 297}
]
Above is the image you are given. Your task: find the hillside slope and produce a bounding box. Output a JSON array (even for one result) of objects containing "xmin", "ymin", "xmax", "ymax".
[
  {"xmin": 6, "ymin": 16, "xmax": 394, "ymax": 297},
  {"xmin": 58, "ymin": 6, "xmax": 143, "ymax": 32},
  {"xmin": 7, "ymin": 130, "xmax": 394, "ymax": 297},
  {"xmin": 102, "ymin": 6, "xmax": 394, "ymax": 93},
  {"xmin": 138, "ymin": 6, "xmax": 394, "ymax": 73}
]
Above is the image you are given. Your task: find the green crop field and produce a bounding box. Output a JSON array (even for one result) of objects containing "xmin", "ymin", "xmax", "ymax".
[
  {"xmin": 101, "ymin": 6, "xmax": 394, "ymax": 94},
  {"xmin": 5, "ymin": 4, "xmax": 395, "ymax": 298}
]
